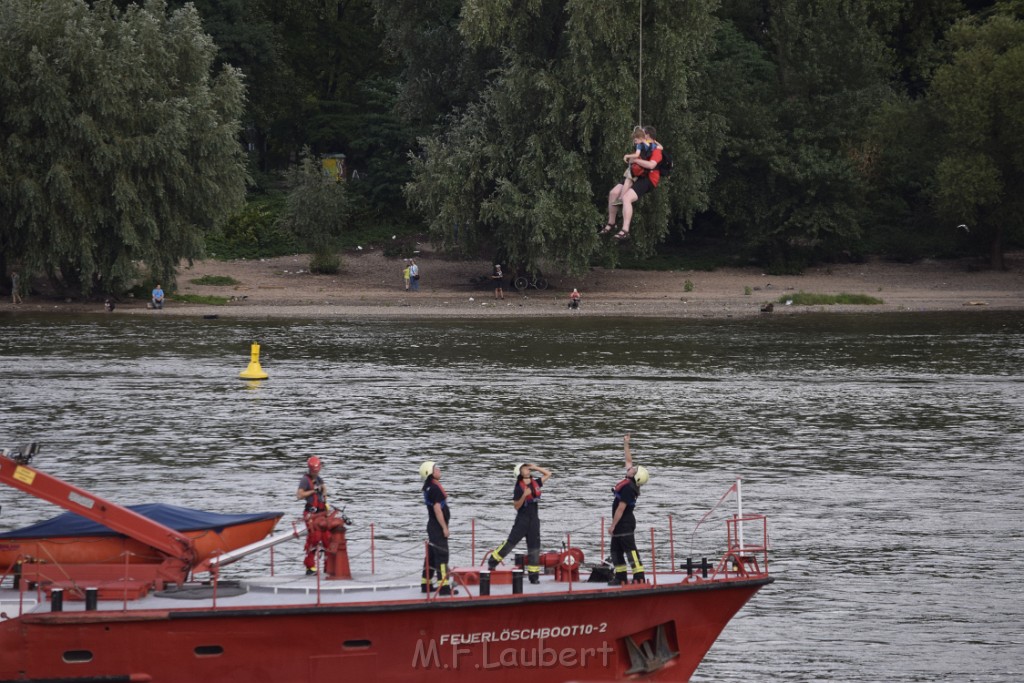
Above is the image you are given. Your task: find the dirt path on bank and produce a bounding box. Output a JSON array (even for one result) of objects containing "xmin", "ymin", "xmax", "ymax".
[{"xmin": 5, "ymin": 246, "xmax": 1023, "ymax": 319}]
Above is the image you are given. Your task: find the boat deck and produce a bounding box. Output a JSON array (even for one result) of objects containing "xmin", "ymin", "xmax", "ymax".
[{"xmin": 0, "ymin": 565, "xmax": 762, "ymax": 618}]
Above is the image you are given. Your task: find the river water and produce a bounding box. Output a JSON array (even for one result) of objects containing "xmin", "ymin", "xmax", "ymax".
[{"xmin": 1, "ymin": 311, "xmax": 1022, "ymax": 681}]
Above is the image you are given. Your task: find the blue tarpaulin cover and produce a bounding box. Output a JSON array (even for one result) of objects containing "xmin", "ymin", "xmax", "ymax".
[{"xmin": 0, "ymin": 504, "xmax": 283, "ymax": 539}]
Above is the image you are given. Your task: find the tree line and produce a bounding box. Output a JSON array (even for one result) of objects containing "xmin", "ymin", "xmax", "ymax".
[{"xmin": 2, "ymin": 0, "xmax": 1021, "ymax": 296}]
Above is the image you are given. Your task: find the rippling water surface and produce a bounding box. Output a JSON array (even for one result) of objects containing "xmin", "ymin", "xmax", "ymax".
[{"xmin": 2, "ymin": 312, "xmax": 1023, "ymax": 681}]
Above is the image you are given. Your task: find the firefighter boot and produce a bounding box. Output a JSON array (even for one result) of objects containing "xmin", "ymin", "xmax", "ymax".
[
  {"xmin": 608, "ymin": 571, "xmax": 628, "ymax": 586},
  {"xmin": 528, "ymin": 572, "xmax": 540, "ymax": 585},
  {"xmin": 632, "ymin": 572, "xmax": 647, "ymax": 584},
  {"xmin": 438, "ymin": 584, "xmax": 456, "ymax": 596},
  {"xmin": 487, "ymin": 555, "xmax": 499, "ymax": 571}
]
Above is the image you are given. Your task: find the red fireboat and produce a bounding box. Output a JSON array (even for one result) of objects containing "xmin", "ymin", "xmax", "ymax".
[{"xmin": 0, "ymin": 444, "xmax": 772, "ymax": 682}]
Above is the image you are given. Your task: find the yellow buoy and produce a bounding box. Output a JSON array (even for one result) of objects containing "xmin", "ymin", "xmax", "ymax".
[{"xmin": 239, "ymin": 341, "xmax": 268, "ymax": 380}]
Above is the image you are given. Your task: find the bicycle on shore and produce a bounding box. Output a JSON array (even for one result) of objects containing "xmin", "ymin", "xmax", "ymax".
[{"xmin": 513, "ymin": 273, "xmax": 548, "ymax": 292}]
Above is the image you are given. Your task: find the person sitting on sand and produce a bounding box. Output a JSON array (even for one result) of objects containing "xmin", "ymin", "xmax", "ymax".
[{"xmin": 151, "ymin": 284, "xmax": 165, "ymax": 309}]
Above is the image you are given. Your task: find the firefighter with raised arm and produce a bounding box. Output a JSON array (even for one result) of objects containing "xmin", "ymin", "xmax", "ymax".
[
  {"xmin": 420, "ymin": 461, "xmax": 453, "ymax": 595},
  {"xmin": 609, "ymin": 434, "xmax": 649, "ymax": 585},
  {"xmin": 488, "ymin": 462, "xmax": 553, "ymax": 584}
]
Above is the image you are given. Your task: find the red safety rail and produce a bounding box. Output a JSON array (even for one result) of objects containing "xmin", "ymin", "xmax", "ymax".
[{"xmin": 713, "ymin": 514, "xmax": 770, "ymax": 579}]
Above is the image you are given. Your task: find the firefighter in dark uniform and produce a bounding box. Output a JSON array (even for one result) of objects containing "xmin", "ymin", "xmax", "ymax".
[
  {"xmin": 297, "ymin": 456, "xmax": 329, "ymax": 575},
  {"xmin": 488, "ymin": 462, "xmax": 553, "ymax": 584},
  {"xmin": 420, "ymin": 461, "xmax": 453, "ymax": 595},
  {"xmin": 609, "ymin": 434, "xmax": 650, "ymax": 585}
]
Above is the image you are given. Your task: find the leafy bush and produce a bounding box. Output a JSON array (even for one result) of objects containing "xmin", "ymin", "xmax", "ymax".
[
  {"xmin": 309, "ymin": 252, "xmax": 341, "ymax": 274},
  {"xmin": 173, "ymin": 293, "xmax": 229, "ymax": 305},
  {"xmin": 778, "ymin": 292, "xmax": 883, "ymax": 305},
  {"xmin": 190, "ymin": 275, "xmax": 239, "ymax": 286},
  {"xmin": 206, "ymin": 193, "xmax": 298, "ymax": 260}
]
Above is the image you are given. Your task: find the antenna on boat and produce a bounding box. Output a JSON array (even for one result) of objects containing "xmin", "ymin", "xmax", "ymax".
[{"xmin": 736, "ymin": 478, "xmax": 744, "ymax": 551}]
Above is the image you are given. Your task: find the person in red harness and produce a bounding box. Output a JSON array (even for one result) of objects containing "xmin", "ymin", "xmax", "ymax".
[
  {"xmin": 609, "ymin": 434, "xmax": 650, "ymax": 585},
  {"xmin": 488, "ymin": 462, "xmax": 553, "ymax": 584},
  {"xmin": 602, "ymin": 126, "xmax": 664, "ymax": 241},
  {"xmin": 297, "ymin": 456, "xmax": 330, "ymax": 575}
]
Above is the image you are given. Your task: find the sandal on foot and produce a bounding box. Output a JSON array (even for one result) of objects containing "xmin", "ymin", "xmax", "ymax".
[
  {"xmin": 599, "ymin": 224, "xmax": 615, "ymax": 235},
  {"xmin": 613, "ymin": 230, "xmax": 630, "ymax": 240}
]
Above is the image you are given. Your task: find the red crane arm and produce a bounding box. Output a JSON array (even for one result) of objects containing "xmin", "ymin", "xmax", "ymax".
[{"xmin": 0, "ymin": 454, "xmax": 197, "ymax": 568}]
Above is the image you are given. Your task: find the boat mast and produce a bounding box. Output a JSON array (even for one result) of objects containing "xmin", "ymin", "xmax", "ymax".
[{"xmin": 736, "ymin": 478, "xmax": 744, "ymax": 551}]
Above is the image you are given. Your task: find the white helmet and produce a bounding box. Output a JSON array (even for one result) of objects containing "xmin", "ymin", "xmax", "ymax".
[
  {"xmin": 514, "ymin": 463, "xmax": 528, "ymax": 478},
  {"xmin": 634, "ymin": 465, "xmax": 650, "ymax": 486},
  {"xmin": 419, "ymin": 461, "xmax": 436, "ymax": 480}
]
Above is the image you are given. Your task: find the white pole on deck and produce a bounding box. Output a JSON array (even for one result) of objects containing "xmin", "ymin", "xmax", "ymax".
[{"xmin": 736, "ymin": 478, "xmax": 744, "ymax": 551}]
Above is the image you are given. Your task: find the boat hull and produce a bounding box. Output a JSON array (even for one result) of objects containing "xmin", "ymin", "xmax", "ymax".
[{"xmin": 0, "ymin": 577, "xmax": 768, "ymax": 682}]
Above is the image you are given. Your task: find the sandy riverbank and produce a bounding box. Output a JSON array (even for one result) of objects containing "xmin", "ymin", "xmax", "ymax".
[{"xmin": 4, "ymin": 247, "xmax": 1023, "ymax": 319}]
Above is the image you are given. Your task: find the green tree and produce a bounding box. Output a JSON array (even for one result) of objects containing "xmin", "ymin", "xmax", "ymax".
[
  {"xmin": 927, "ymin": 1, "xmax": 1024, "ymax": 269},
  {"xmin": 0, "ymin": 0, "xmax": 247, "ymax": 295},
  {"xmin": 278, "ymin": 149, "xmax": 350, "ymax": 273},
  {"xmin": 405, "ymin": 0, "xmax": 719, "ymax": 275},
  {"xmin": 708, "ymin": 0, "xmax": 895, "ymax": 271}
]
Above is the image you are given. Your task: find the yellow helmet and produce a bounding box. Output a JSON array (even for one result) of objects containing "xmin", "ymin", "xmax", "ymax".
[
  {"xmin": 634, "ymin": 465, "xmax": 650, "ymax": 486},
  {"xmin": 514, "ymin": 463, "xmax": 528, "ymax": 478},
  {"xmin": 419, "ymin": 461, "xmax": 436, "ymax": 480}
]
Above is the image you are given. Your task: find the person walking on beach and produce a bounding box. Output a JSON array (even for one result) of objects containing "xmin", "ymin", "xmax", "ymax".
[
  {"xmin": 488, "ymin": 462, "xmax": 553, "ymax": 584},
  {"xmin": 297, "ymin": 456, "xmax": 330, "ymax": 575},
  {"xmin": 420, "ymin": 460, "xmax": 454, "ymax": 595},
  {"xmin": 10, "ymin": 272, "xmax": 22, "ymax": 304},
  {"xmin": 409, "ymin": 260, "xmax": 420, "ymax": 292},
  {"xmin": 609, "ymin": 434, "xmax": 649, "ymax": 585},
  {"xmin": 403, "ymin": 261, "xmax": 411, "ymax": 291},
  {"xmin": 492, "ymin": 264, "xmax": 505, "ymax": 300}
]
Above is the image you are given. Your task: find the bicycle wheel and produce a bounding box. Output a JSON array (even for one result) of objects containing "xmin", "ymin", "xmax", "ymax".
[
  {"xmin": 534, "ymin": 277, "xmax": 548, "ymax": 291},
  {"xmin": 513, "ymin": 276, "xmax": 529, "ymax": 291}
]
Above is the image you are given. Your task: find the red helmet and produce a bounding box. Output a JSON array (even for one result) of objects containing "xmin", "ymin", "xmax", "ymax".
[{"xmin": 307, "ymin": 456, "xmax": 322, "ymax": 473}]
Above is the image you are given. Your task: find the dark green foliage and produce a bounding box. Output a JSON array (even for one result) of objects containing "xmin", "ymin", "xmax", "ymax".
[
  {"xmin": 190, "ymin": 275, "xmax": 240, "ymax": 285},
  {"xmin": 4, "ymin": 0, "xmax": 1020, "ymax": 282},
  {"xmin": 406, "ymin": 1, "xmax": 719, "ymax": 275},
  {"xmin": 308, "ymin": 252, "xmax": 341, "ymax": 275},
  {"xmin": 704, "ymin": 0, "xmax": 894, "ymax": 273},
  {"xmin": 0, "ymin": 0, "xmax": 247, "ymax": 295},
  {"xmin": 925, "ymin": 1, "xmax": 1024, "ymax": 269},
  {"xmin": 205, "ymin": 193, "xmax": 299, "ymax": 259},
  {"xmin": 172, "ymin": 293, "xmax": 230, "ymax": 305},
  {"xmin": 779, "ymin": 292, "xmax": 884, "ymax": 305},
  {"xmin": 278, "ymin": 148, "xmax": 350, "ymax": 271}
]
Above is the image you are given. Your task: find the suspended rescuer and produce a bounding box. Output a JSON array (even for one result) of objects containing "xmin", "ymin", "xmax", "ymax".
[
  {"xmin": 602, "ymin": 125, "xmax": 666, "ymax": 241},
  {"xmin": 488, "ymin": 462, "xmax": 553, "ymax": 584},
  {"xmin": 609, "ymin": 434, "xmax": 649, "ymax": 585},
  {"xmin": 297, "ymin": 456, "xmax": 330, "ymax": 575},
  {"xmin": 420, "ymin": 460, "xmax": 454, "ymax": 595}
]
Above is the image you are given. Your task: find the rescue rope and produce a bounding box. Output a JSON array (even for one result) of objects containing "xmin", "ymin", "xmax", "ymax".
[{"xmin": 638, "ymin": 0, "xmax": 643, "ymax": 128}]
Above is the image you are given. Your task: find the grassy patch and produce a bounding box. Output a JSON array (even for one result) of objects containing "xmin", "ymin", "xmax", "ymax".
[
  {"xmin": 190, "ymin": 275, "xmax": 239, "ymax": 286},
  {"xmin": 779, "ymin": 292, "xmax": 884, "ymax": 306},
  {"xmin": 172, "ymin": 294, "xmax": 229, "ymax": 305}
]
